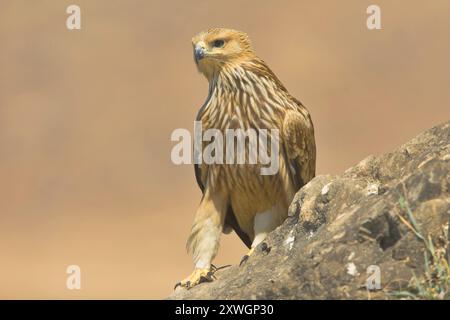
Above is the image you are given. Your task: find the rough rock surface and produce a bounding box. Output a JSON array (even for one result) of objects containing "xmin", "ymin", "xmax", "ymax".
[{"xmin": 170, "ymin": 122, "xmax": 450, "ymax": 299}]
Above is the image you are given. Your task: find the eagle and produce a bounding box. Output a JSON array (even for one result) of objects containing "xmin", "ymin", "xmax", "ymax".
[{"xmin": 176, "ymin": 28, "xmax": 316, "ymax": 289}]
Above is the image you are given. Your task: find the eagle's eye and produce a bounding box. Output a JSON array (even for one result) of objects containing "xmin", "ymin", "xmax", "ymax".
[{"xmin": 212, "ymin": 39, "xmax": 225, "ymax": 48}]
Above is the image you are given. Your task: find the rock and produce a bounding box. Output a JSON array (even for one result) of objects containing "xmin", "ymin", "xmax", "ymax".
[{"xmin": 169, "ymin": 122, "xmax": 450, "ymax": 300}]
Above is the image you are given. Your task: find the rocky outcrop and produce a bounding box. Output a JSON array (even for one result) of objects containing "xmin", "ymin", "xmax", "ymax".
[{"xmin": 170, "ymin": 122, "xmax": 450, "ymax": 299}]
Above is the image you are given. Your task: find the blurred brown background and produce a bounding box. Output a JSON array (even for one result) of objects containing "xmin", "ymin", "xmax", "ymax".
[{"xmin": 0, "ymin": 0, "xmax": 449, "ymax": 299}]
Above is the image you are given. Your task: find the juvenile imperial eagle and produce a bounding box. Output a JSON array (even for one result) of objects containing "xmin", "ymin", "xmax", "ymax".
[{"xmin": 176, "ymin": 28, "xmax": 316, "ymax": 289}]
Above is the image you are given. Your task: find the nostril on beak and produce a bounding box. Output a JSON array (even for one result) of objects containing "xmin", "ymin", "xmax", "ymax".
[{"xmin": 194, "ymin": 46, "xmax": 205, "ymax": 61}]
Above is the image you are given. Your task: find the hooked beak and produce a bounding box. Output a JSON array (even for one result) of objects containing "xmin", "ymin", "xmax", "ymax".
[{"xmin": 194, "ymin": 45, "xmax": 205, "ymax": 62}]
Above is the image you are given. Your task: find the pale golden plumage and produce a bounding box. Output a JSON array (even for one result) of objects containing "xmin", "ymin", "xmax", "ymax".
[{"xmin": 176, "ymin": 28, "xmax": 316, "ymax": 289}]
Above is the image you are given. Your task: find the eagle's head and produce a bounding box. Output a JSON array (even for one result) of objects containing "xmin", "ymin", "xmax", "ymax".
[{"xmin": 192, "ymin": 28, "xmax": 254, "ymax": 80}]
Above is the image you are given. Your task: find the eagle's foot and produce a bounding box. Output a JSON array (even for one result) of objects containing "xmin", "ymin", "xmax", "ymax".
[{"xmin": 174, "ymin": 267, "xmax": 214, "ymax": 290}]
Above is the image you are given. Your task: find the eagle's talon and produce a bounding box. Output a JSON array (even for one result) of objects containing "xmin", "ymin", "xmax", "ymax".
[
  {"xmin": 239, "ymin": 255, "xmax": 249, "ymax": 266},
  {"xmin": 239, "ymin": 247, "xmax": 255, "ymax": 266},
  {"xmin": 212, "ymin": 264, "xmax": 231, "ymax": 271},
  {"xmin": 260, "ymin": 242, "xmax": 271, "ymax": 254}
]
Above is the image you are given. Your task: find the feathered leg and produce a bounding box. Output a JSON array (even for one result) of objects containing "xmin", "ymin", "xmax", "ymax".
[{"xmin": 176, "ymin": 188, "xmax": 227, "ymax": 289}]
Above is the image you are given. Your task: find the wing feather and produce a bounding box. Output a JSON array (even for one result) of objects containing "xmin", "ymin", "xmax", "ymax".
[{"xmin": 282, "ymin": 105, "xmax": 316, "ymax": 190}]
